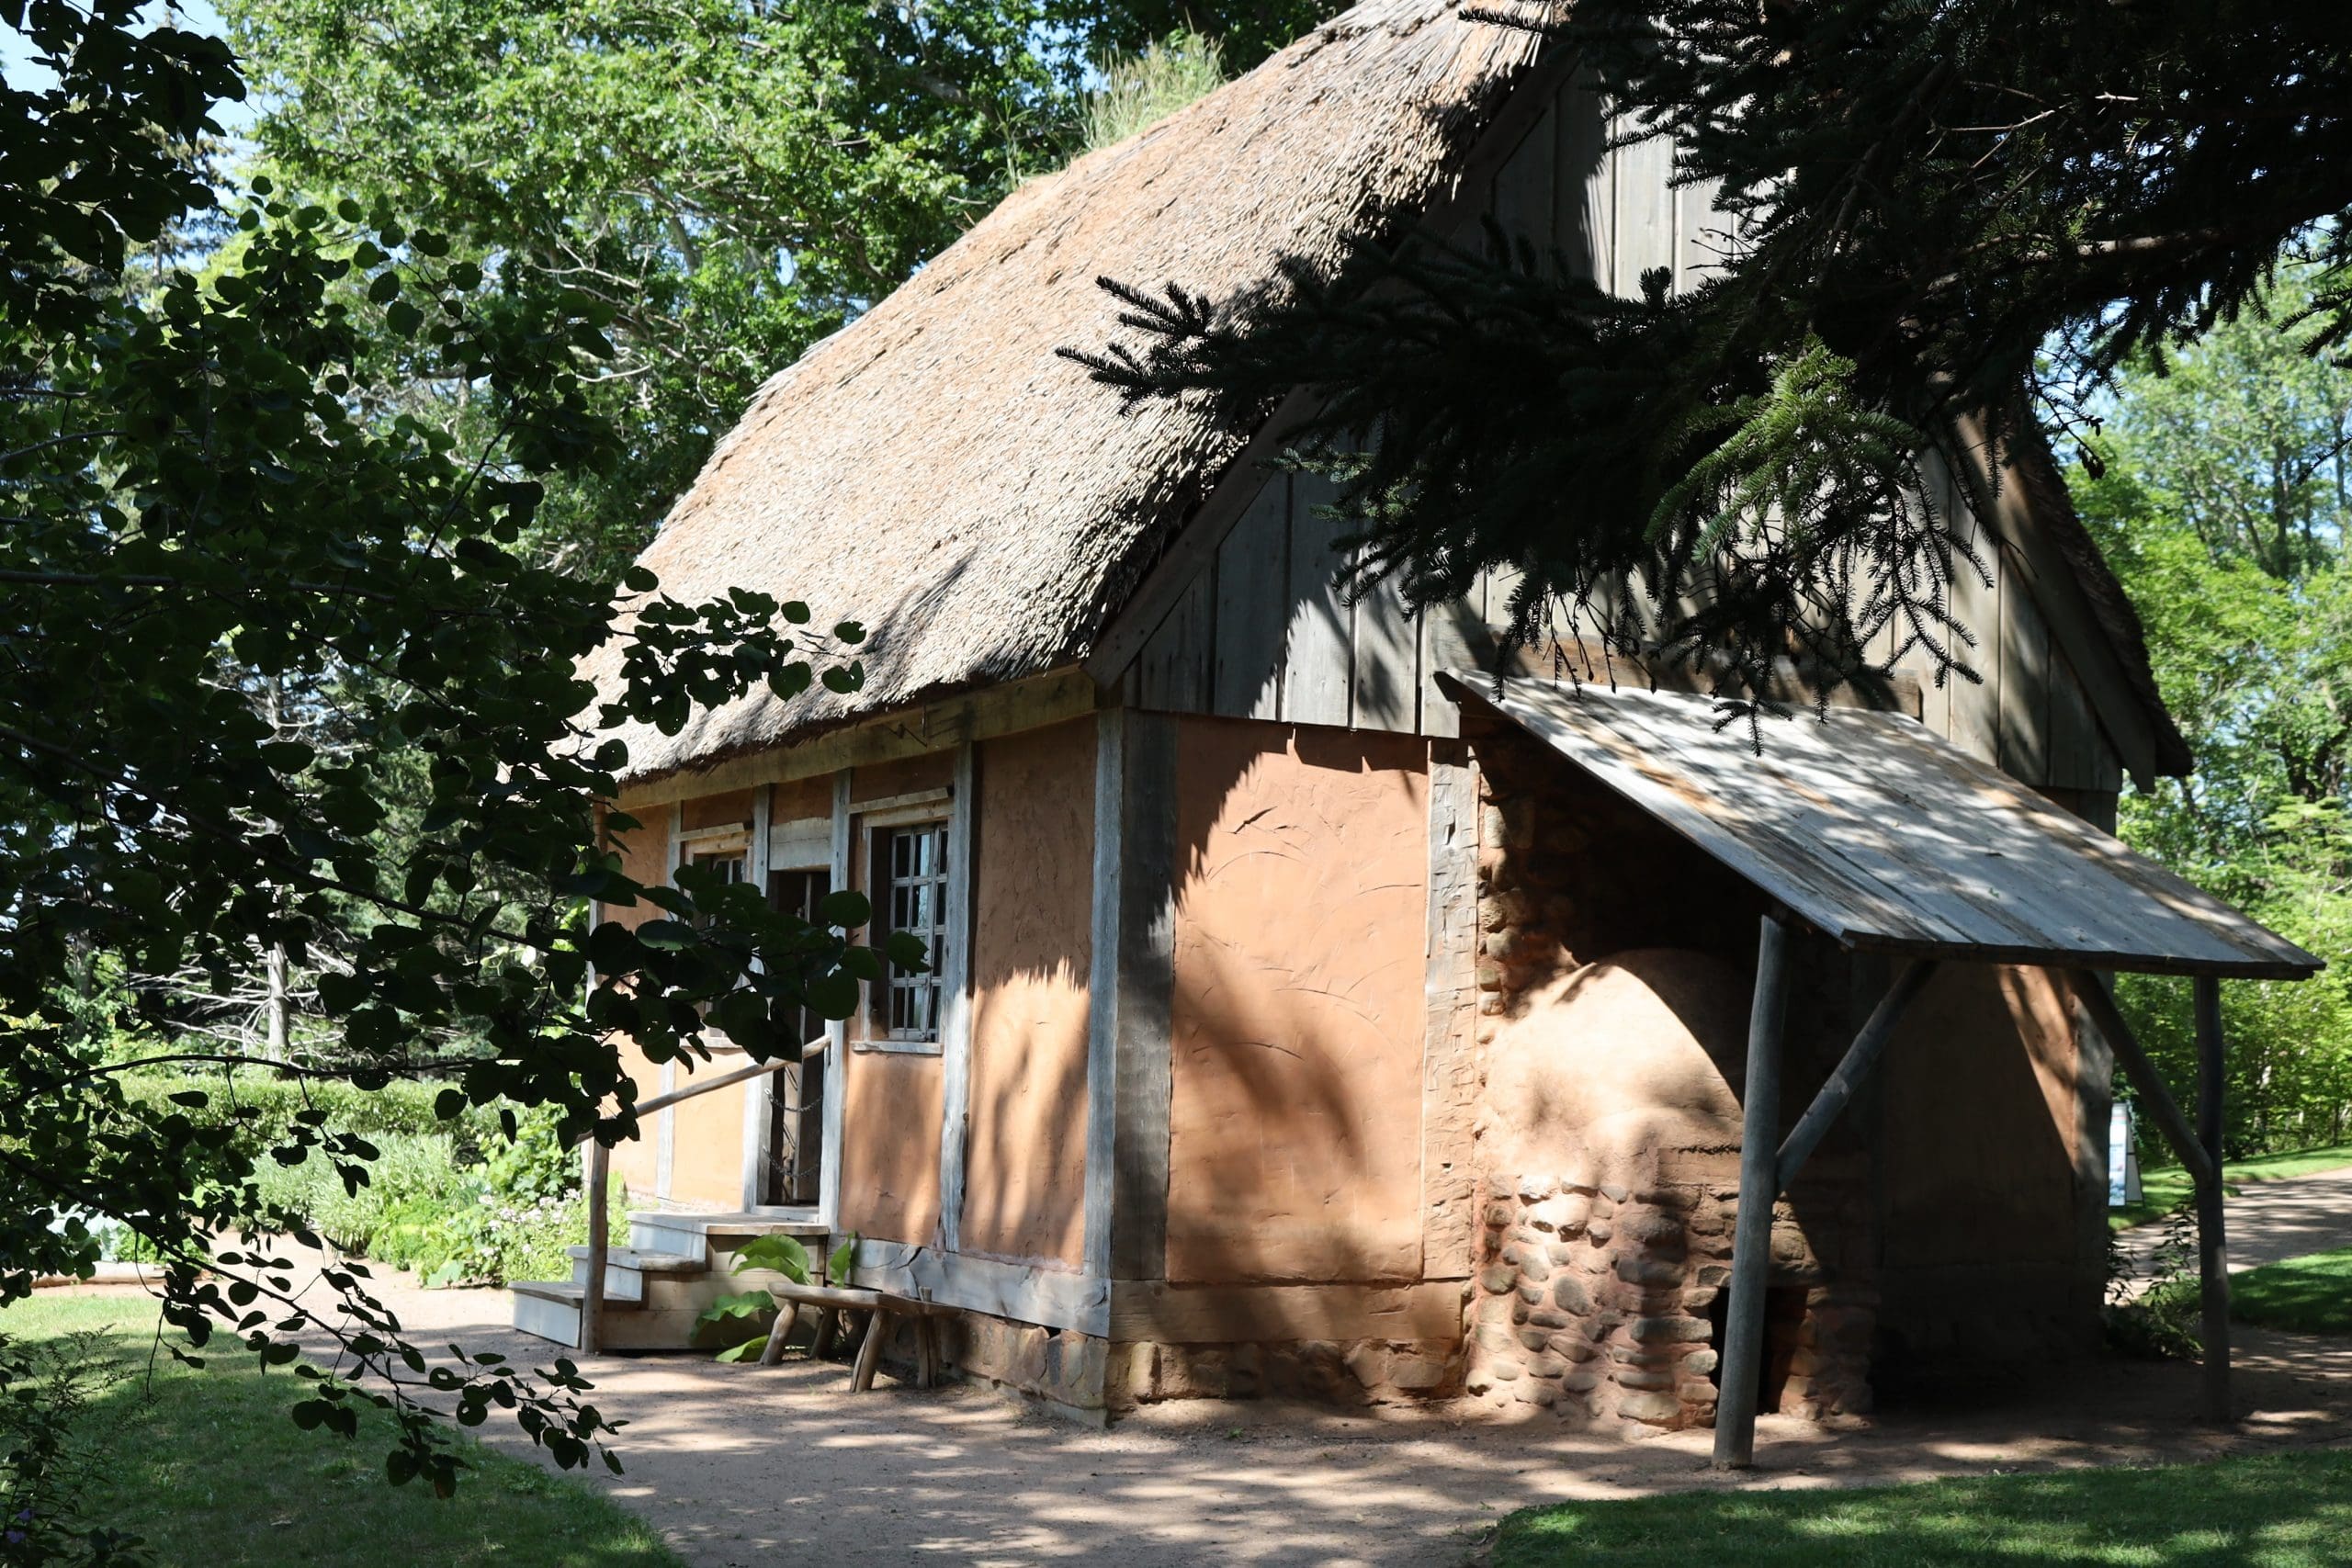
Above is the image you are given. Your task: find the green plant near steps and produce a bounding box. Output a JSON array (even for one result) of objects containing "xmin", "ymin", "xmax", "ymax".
[{"xmin": 698, "ymin": 1234, "xmax": 858, "ymax": 1363}]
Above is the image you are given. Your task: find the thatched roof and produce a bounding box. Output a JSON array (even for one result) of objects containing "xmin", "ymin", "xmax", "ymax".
[{"xmin": 590, "ymin": 0, "xmax": 1542, "ymax": 784}]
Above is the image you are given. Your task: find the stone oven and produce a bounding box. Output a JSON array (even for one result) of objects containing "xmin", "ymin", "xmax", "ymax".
[{"xmin": 1460, "ymin": 713, "xmax": 1879, "ymax": 1429}]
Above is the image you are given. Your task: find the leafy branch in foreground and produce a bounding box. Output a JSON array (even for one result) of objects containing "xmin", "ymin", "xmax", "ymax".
[{"xmin": 2, "ymin": 0, "xmax": 908, "ymax": 1494}]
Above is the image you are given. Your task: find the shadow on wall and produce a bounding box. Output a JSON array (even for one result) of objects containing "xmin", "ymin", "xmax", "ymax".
[{"xmin": 1163, "ymin": 717, "xmax": 1434, "ymax": 1288}]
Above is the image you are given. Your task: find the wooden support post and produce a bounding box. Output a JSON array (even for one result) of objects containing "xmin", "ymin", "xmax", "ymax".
[
  {"xmin": 2195, "ymin": 976, "xmax": 2232, "ymax": 1424},
  {"xmin": 1714, "ymin": 912, "xmax": 1792, "ymax": 1471},
  {"xmin": 581, "ymin": 1140, "xmax": 610, "ymax": 1357},
  {"xmin": 1775, "ymin": 958, "xmax": 1938, "ymax": 1190}
]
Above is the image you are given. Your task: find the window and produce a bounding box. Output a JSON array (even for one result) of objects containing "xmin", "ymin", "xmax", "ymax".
[
  {"xmin": 682, "ymin": 843, "xmax": 745, "ymax": 926},
  {"xmin": 875, "ymin": 821, "xmax": 949, "ymax": 1043}
]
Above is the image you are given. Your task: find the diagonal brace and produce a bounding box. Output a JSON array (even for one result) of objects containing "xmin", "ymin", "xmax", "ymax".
[
  {"xmin": 2069, "ymin": 969, "xmax": 2214, "ymax": 1189},
  {"xmin": 1776, "ymin": 958, "xmax": 1939, "ymax": 1190}
]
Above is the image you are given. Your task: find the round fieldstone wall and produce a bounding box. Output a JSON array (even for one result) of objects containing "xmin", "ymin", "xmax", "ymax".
[{"xmin": 1467, "ymin": 721, "xmax": 1879, "ymax": 1429}]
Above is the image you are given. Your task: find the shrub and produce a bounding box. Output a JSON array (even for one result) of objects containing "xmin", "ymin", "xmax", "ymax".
[{"xmin": 116, "ymin": 1073, "xmax": 494, "ymax": 1156}]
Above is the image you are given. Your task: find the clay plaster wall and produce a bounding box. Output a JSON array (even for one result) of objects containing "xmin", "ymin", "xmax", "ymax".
[
  {"xmin": 1876, "ymin": 962, "xmax": 2092, "ymax": 1356},
  {"xmin": 841, "ymin": 1048, "xmax": 944, "ymax": 1246},
  {"xmin": 960, "ymin": 720, "xmax": 1094, "ymax": 1269},
  {"xmin": 769, "ymin": 775, "xmax": 832, "ymax": 833},
  {"xmin": 664, "ymin": 1074, "xmax": 749, "ymax": 1209},
  {"xmin": 851, "ymin": 751, "xmax": 955, "ymax": 807},
  {"xmin": 681, "ymin": 789, "xmax": 755, "ymax": 833},
  {"xmin": 1163, "ymin": 718, "xmax": 1431, "ymax": 1285}
]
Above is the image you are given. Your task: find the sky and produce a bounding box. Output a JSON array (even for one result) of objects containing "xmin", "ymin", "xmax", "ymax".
[{"xmin": 4, "ymin": 0, "xmax": 255, "ymax": 135}]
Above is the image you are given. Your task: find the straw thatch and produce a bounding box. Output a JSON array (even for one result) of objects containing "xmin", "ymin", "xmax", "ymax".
[{"xmin": 588, "ymin": 0, "xmax": 1543, "ymax": 784}]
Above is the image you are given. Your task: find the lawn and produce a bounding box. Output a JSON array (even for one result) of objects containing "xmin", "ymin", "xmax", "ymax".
[
  {"xmin": 0, "ymin": 1292, "xmax": 679, "ymax": 1567},
  {"xmin": 1491, "ymin": 1450, "xmax": 2352, "ymax": 1567},
  {"xmin": 2229, "ymin": 1248, "xmax": 2352, "ymax": 1337},
  {"xmin": 2111, "ymin": 1142, "xmax": 2352, "ymax": 1231}
]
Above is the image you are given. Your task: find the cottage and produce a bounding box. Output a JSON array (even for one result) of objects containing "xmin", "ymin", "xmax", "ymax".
[{"xmin": 511, "ymin": 0, "xmax": 2320, "ymax": 1461}]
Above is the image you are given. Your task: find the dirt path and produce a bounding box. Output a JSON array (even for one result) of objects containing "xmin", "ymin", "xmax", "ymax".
[
  {"xmin": 337, "ymin": 1278, "xmax": 2352, "ymax": 1568},
  {"xmin": 2119, "ymin": 1165, "xmax": 2352, "ymax": 1285}
]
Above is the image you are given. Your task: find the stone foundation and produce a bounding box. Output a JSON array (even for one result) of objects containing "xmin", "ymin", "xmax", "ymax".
[
  {"xmin": 1106, "ymin": 1336, "xmax": 1464, "ymax": 1410},
  {"xmin": 1465, "ymin": 1174, "xmax": 1875, "ymax": 1428},
  {"xmin": 865, "ymin": 1306, "xmax": 1468, "ymax": 1417}
]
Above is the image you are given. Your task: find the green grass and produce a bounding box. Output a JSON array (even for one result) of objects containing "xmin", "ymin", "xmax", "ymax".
[
  {"xmin": 0, "ymin": 1293, "xmax": 680, "ymax": 1566},
  {"xmin": 2110, "ymin": 1141, "xmax": 2352, "ymax": 1231},
  {"xmin": 2229, "ymin": 1247, "xmax": 2352, "ymax": 1336},
  {"xmin": 1491, "ymin": 1450, "xmax": 2352, "ymax": 1567}
]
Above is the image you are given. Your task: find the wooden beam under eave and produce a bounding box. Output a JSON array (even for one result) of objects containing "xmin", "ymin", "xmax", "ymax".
[{"xmin": 614, "ymin": 669, "xmax": 1099, "ymax": 810}]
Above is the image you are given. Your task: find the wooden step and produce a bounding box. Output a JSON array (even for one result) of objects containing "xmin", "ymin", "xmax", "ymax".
[
  {"xmin": 626, "ymin": 1209, "xmax": 829, "ymax": 1262},
  {"xmin": 507, "ymin": 1279, "xmax": 779, "ymax": 1352},
  {"xmin": 563, "ymin": 1246, "xmax": 702, "ymax": 1303}
]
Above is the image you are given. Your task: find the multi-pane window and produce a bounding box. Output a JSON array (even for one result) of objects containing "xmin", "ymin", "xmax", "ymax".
[{"xmin": 877, "ymin": 822, "xmax": 948, "ymax": 1043}]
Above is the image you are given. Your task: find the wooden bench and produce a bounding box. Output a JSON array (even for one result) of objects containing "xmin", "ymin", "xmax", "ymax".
[{"xmin": 758, "ymin": 1280, "xmax": 953, "ymax": 1391}]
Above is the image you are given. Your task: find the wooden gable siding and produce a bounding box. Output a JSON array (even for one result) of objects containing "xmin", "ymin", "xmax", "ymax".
[{"xmin": 1120, "ymin": 65, "xmax": 2125, "ymax": 797}]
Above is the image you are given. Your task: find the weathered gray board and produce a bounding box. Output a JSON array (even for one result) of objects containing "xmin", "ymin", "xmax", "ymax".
[
  {"xmin": 1441, "ymin": 673, "xmax": 2321, "ymax": 979},
  {"xmin": 1113, "ymin": 62, "xmax": 2130, "ymax": 803}
]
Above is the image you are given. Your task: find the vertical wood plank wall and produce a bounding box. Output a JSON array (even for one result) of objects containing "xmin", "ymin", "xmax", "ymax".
[{"xmin": 1123, "ymin": 68, "xmax": 2123, "ymax": 798}]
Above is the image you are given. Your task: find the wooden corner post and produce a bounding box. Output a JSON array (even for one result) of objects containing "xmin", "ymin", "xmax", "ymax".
[
  {"xmin": 1714, "ymin": 911, "xmax": 1792, "ymax": 1470},
  {"xmin": 581, "ymin": 1138, "xmax": 610, "ymax": 1356},
  {"xmin": 2194, "ymin": 976, "xmax": 2232, "ymax": 1424}
]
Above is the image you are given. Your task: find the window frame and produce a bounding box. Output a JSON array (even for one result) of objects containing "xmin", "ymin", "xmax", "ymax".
[{"xmin": 867, "ymin": 817, "xmax": 950, "ymax": 1050}]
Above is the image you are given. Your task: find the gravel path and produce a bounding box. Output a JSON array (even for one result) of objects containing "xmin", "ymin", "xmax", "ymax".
[
  {"xmin": 330, "ymin": 1276, "xmax": 2352, "ymax": 1568},
  {"xmin": 2118, "ymin": 1165, "xmax": 2352, "ymax": 1287}
]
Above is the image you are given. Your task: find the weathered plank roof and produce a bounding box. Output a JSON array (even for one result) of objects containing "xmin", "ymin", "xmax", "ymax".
[{"xmin": 1440, "ymin": 673, "xmax": 2321, "ymax": 980}]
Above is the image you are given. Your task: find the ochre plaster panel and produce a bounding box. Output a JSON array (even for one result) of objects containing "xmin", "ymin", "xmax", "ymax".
[
  {"xmin": 770, "ymin": 774, "xmax": 832, "ymax": 829},
  {"xmin": 841, "ymin": 1048, "xmax": 943, "ymax": 1246},
  {"xmin": 666, "ymin": 1065, "xmax": 749, "ymax": 1208},
  {"xmin": 681, "ymin": 789, "xmax": 756, "ymax": 832},
  {"xmin": 851, "ymin": 750, "xmax": 954, "ymax": 807},
  {"xmin": 1881, "ymin": 963, "xmax": 2080, "ymax": 1269},
  {"xmin": 1164, "ymin": 719, "xmax": 1430, "ymax": 1284},
  {"xmin": 961, "ymin": 720, "xmax": 1095, "ymax": 1268}
]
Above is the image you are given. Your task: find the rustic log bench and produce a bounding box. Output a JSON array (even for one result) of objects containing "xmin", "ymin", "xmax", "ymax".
[{"xmin": 758, "ymin": 1280, "xmax": 952, "ymax": 1390}]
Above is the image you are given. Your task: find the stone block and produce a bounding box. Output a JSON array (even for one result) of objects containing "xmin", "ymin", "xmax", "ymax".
[
  {"xmin": 1516, "ymin": 1326, "xmax": 1550, "ymax": 1353},
  {"xmin": 1528, "ymin": 1193, "xmax": 1591, "ymax": 1237},
  {"xmin": 1388, "ymin": 1356, "xmax": 1453, "ymax": 1393},
  {"xmin": 1547, "ymin": 1333, "xmax": 1600, "ymax": 1362},
  {"xmin": 1479, "ymin": 1265, "xmax": 1517, "ymax": 1295},
  {"xmin": 1613, "ymin": 1254, "xmax": 1687, "ymax": 1287},
  {"xmin": 1552, "ymin": 1277, "xmax": 1592, "ymax": 1314},
  {"xmin": 1614, "ymin": 1366, "xmax": 1676, "ymax": 1393},
  {"xmin": 1616, "ymin": 1391, "xmax": 1685, "ymax": 1427},
  {"xmin": 1630, "ymin": 1315, "xmax": 1712, "ymax": 1344}
]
